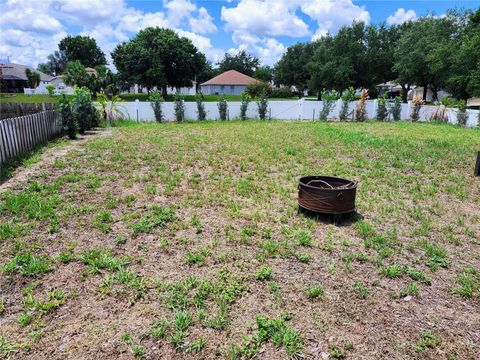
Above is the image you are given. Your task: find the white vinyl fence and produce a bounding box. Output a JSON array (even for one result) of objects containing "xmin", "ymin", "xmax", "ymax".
[{"xmin": 120, "ymin": 99, "xmax": 479, "ymax": 127}]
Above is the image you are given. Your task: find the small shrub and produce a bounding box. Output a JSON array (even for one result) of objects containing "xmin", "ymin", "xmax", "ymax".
[
  {"xmin": 195, "ymin": 93, "xmax": 207, "ymax": 121},
  {"xmin": 306, "ymin": 285, "xmax": 324, "ymax": 299},
  {"xmin": 389, "ymin": 96, "xmax": 402, "ymax": 121},
  {"xmin": 72, "ymin": 86, "xmax": 98, "ymax": 134},
  {"xmin": 46, "ymin": 84, "xmax": 55, "ymax": 96},
  {"xmin": 257, "ymin": 90, "xmax": 268, "ymax": 120},
  {"xmin": 149, "ymin": 90, "xmax": 164, "ymax": 123},
  {"xmin": 339, "ymin": 87, "xmax": 355, "ymax": 121},
  {"xmin": 376, "ymin": 97, "xmax": 388, "ymax": 121},
  {"xmin": 269, "ymin": 87, "xmax": 292, "ymax": 98},
  {"xmin": 240, "ymin": 92, "xmax": 250, "ymax": 120},
  {"xmin": 354, "ymin": 88, "xmax": 367, "ymax": 121},
  {"xmin": 429, "ymin": 105, "xmax": 448, "ymax": 122},
  {"xmin": 319, "ymin": 89, "xmax": 337, "ymax": 121},
  {"xmin": 218, "ymin": 95, "xmax": 228, "ymax": 121},
  {"xmin": 174, "ymin": 93, "xmax": 185, "ymax": 122},
  {"xmin": 246, "ymin": 81, "xmax": 271, "ymax": 98},
  {"xmin": 410, "ymin": 96, "xmax": 424, "ymax": 121},
  {"xmin": 57, "ymin": 93, "xmax": 76, "ymax": 139},
  {"xmin": 256, "ymin": 266, "xmax": 272, "ymax": 280},
  {"xmin": 456, "ymin": 100, "xmax": 468, "ymax": 126}
]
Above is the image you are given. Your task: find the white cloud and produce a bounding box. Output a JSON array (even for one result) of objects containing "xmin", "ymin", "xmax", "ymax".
[
  {"xmin": 230, "ymin": 31, "xmax": 286, "ymax": 66},
  {"xmin": 189, "ymin": 7, "xmax": 217, "ymax": 34},
  {"xmin": 221, "ymin": 0, "xmax": 310, "ymax": 38},
  {"xmin": 386, "ymin": 8, "xmax": 417, "ymax": 25},
  {"xmin": 164, "ymin": 0, "xmax": 197, "ymax": 27},
  {"xmin": 49, "ymin": 0, "xmax": 126, "ymax": 27},
  {"xmin": 300, "ymin": 0, "xmax": 370, "ymax": 39}
]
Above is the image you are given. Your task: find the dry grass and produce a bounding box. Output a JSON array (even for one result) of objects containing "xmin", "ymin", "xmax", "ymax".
[{"xmin": 1, "ymin": 120, "xmax": 479, "ymax": 360}]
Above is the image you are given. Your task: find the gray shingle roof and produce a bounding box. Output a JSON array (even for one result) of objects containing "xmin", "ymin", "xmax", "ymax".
[{"xmin": 0, "ymin": 63, "xmax": 53, "ymax": 82}]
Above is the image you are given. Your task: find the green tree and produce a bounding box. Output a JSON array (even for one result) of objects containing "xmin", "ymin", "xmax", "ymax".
[
  {"xmin": 149, "ymin": 91, "xmax": 164, "ymax": 123},
  {"xmin": 64, "ymin": 61, "xmax": 92, "ymax": 88},
  {"xmin": 217, "ymin": 50, "xmax": 259, "ymax": 76},
  {"xmin": 112, "ymin": 28, "xmax": 206, "ymax": 95},
  {"xmin": 394, "ymin": 15, "xmax": 460, "ymax": 102},
  {"xmin": 253, "ymin": 66, "xmax": 273, "ymax": 82},
  {"xmin": 274, "ymin": 42, "xmax": 316, "ymax": 95},
  {"xmin": 445, "ymin": 9, "xmax": 480, "ymax": 100},
  {"xmin": 59, "ymin": 35, "xmax": 107, "ymax": 68},
  {"xmin": 25, "ymin": 68, "xmax": 41, "ymax": 88},
  {"xmin": 37, "ymin": 63, "xmax": 53, "ymax": 76}
]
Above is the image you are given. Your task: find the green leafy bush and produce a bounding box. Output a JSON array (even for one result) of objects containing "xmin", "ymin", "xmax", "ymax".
[
  {"xmin": 389, "ymin": 97, "xmax": 402, "ymax": 121},
  {"xmin": 257, "ymin": 91, "xmax": 268, "ymax": 120},
  {"xmin": 456, "ymin": 100, "xmax": 468, "ymax": 126},
  {"xmin": 269, "ymin": 87, "xmax": 292, "ymax": 98},
  {"xmin": 72, "ymin": 86, "xmax": 98, "ymax": 134},
  {"xmin": 195, "ymin": 93, "xmax": 206, "ymax": 121},
  {"xmin": 57, "ymin": 93, "xmax": 77, "ymax": 139},
  {"xmin": 240, "ymin": 93, "xmax": 250, "ymax": 120},
  {"xmin": 376, "ymin": 97, "xmax": 388, "ymax": 121},
  {"xmin": 149, "ymin": 90, "xmax": 164, "ymax": 123},
  {"xmin": 319, "ymin": 89, "xmax": 337, "ymax": 121},
  {"xmin": 218, "ymin": 95, "xmax": 228, "ymax": 121},
  {"xmin": 174, "ymin": 93, "xmax": 184, "ymax": 122},
  {"xmin": 246, "ymin": 81, "xmax": 271, "ymax": 98},
  {"xmin": 339, "ymin": 87, "xmax": 355, "ymax": 121},
  {"xmin": 46, "ymin": 84, "xmax": 55, "ymax": 96}
]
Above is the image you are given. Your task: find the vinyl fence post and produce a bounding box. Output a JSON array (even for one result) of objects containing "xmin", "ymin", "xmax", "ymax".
[{"xmin": 135, "ymin": 99, "xmax": 139, "ymax": 122}]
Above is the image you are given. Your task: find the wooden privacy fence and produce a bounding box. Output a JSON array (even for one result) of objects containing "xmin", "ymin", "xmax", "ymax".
[{"xmin": 0, "ymin": 110, "xmax": 62, "ymax": 165}]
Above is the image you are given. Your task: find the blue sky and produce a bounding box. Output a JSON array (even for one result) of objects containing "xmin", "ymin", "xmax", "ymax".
[{"xmin": 1, "ymin": 0, "xmax": 479, "ymax": 68}]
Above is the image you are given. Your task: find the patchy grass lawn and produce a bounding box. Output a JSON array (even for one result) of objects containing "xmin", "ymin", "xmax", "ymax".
[
  {"xmin": 0, "ymin": 93, "xmax": 61, "ymax": 103},
  {"xmin": 0, "ymin": 120, "xmax": 479, "ymax": 359}
]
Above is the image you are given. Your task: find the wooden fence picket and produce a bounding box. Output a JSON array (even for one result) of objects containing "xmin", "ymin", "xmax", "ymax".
[{"xmin": 0, "ymin": 110, "xmax": 61, "ymax": 165}]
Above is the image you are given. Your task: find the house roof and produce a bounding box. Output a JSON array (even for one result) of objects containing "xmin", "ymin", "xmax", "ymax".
[
  {"xmin": 0, "ymin": 63, "xmax": 53, "ymax": 82},
  {"xmin": 467, "ymin": 98, "xmax": 480, "ymax": 107},
  {"xmin": 201, "ymin": 70, "xmax": 258, "ymax": 86}
]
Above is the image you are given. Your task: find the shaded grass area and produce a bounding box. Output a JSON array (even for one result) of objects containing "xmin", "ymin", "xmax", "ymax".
[
  {"xmin": 0, "ymin": 120, "xmax": 479, "ymax": 359},
  {"xmin": 0, "ymin": 137, "xmax": 66, "ymax": 182}
]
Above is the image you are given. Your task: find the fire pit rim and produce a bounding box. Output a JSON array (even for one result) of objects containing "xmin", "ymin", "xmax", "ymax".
[{"xmin": 298, "ymin": 175, "xmax": 358, "ymax": 191}]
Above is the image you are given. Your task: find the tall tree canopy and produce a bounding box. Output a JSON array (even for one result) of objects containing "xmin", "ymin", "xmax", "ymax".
[
  {"xmin": 253, "ymin": 65, "xmax": 273, "ymax": 82},
  {"xmin": 37, "ymin": 50, "xmax": 68, "ymax": 76},
  {"xmin": 274, "ymin": 42, "xmax": 317, "ymax": 94},
  {"xmin": 217, "ymin": 50, "xmax": 259, "ymax": 76},
  {"xmin": 445, "ymin": 8, "xmax": 480, "ymax": 100},
  {"xmin": 59, "ymin": 35, "xmax": 107, "ymax": 68},
  {"xmin": 111, "ymin": 27, "xmax": 207, "ymax": 94},
  {"xmin": 393, "ymin": 14, "xmax": 460, "ymax": 101}
]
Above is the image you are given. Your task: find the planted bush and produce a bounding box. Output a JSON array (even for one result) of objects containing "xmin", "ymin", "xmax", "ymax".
[
  {"xmin": 57, "ymin": 93, "xmax": 76, "ymax": 139},
  {"xmin": 174, "ymin": 93, "xmax": 185, "ymax": 122},
  {"xmin": 456, "ymin": 101, "xmax": 468, "ymax": 126},
  {"xmin": 376, "ymin": 97, "xmax": 388, "ymax": 121},
  {"xmin": 46, "ymin": 84, "xmax": 55, "ymax": 96},
  {"xmin": 410, "ymin": 96, "xmax": 424, "ymax": 121},
  {"xmin": 240, "ymin": 93, "xmax": 250, "ymax": 120},
  {"xmin": 72, "ymin": 87, "xmax": 98, "ymax": 134},
  {"xmin": 196, "ymin": 93, "xmax": 207, "ymax": 121},
  {"xmin": 355, "ymin": 88, "xmax": 368, "ymax": 122},
  {"xmin": 319, "ymin": 89, "xmax": 337, "ymax": 121},
  {"xmin": 269, "ymin": 87, "xmax": 292, "ymax": 98},
  {"xmin": 246, "ymin": 81, "xmax": 271, "ymax": 98},
  {"xmin": 339, "ymin": 87, "xmax": 355, "ymax": 121},
  {"xmin": 257, "ymin": 90, "xmax": 269, "ymax": 120},
  {"xmin": 389, "ymin": 97, "xmax": 402, "ymax": 121},
  {"xmin": 149, "ymin": 90, "xmax": 164, "ymax": 123},
  {"xmin": 218, "ymin": 95, "xmax": 228, "ymax": 121}
]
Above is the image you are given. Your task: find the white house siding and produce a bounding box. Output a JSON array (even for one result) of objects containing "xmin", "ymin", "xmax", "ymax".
[{"xmin": 200, "ymin": 84, "xmax": 247, "ymax": 96}]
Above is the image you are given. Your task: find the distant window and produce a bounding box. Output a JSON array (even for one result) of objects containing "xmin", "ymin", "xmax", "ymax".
[
  {"xmin": 230, "ymin": 86, "xmax": 235, "ymax": 92},
  {"xmin": 220, "ymin": 85, "xmax": 225, "ymax": 92}
]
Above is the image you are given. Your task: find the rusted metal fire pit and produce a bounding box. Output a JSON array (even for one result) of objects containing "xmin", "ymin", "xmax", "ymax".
[{"xmin": 298, "ymin": 176, "xmax": 358, "ymax": 225}]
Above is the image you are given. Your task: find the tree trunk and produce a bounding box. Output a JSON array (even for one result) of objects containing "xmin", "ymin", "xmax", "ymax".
[
  {"xmin": 401, "ymin": 84, "xmax": 408, "ymax": 103},
  {"xmin": 422, "ymin": 85, "xmax": 427, "ymax": 102},
  {"xmin": 162, "ymin": 85, "xmax": 167, "ymax": 98}
]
